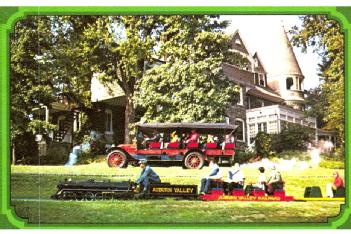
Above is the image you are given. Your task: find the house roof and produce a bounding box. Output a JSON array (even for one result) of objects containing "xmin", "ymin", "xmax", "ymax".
[
  {"xmin": 227, "ymin": 25, "xmax": 304, "ymax": 77},
  {"xmin": 247, "ymin": 86, "xmax": 284, "ymax": 103}
]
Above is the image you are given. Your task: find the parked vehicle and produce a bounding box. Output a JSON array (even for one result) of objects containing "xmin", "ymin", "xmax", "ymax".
[{"xmin": 106, "ymin": 122, "xmax": 238, "ymax": 169}]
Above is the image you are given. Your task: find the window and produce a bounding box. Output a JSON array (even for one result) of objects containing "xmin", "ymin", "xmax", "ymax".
[
  {"xmin": 286, "ymin": 77, "xmax": 294, "ymax": 90},
  {"xmin": 248, "ymin": 117, "xmax": 255, "ymax": 122},
  {"xmin": 254, "ymin": 73, "xmax": 259, "ymax": 85},
  {"xmin": 257, "ymin": 122, "xmax": 267, "ymax": 133},
  {"xmin": 235, "ymin": 38, "xmax": 241, "ymax": 45},
  {"xmin": 105, "ymin": 109, "xmax": 113, "ymax": 133},
  {"xmin": 280, "ymin": 114, "xmax": 286, "ymax": 119},
  {"xmin": 259, "ymin": 74, "xmax": 265, "ymax": 87},
  {"xmin": 287, "ymin": 116, "xmax": 294, "ymax": 122},
  {"xmin": 268, "ymin": 121, "xmax": 278, "ymax": 133},
  {"xmin": 235, "ymin": 119, "xmax": 245, "ymax": 142}
]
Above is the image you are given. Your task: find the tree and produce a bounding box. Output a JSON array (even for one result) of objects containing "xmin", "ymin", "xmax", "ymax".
[
  {"xmin": 10, "ymin": 16, "xmax": 58, "ymax": 164},
  {"xmin": 136, "ymin": 16, "xmax": 239, "ymax": 123},
  {"xmin": 304, "ymin": 87, "xmax": 327, "ymax": 129},
  {"xmin": 290, "ymin": 15, "xmax": 344, "ymax": 148},
  {"xmin": 77, "ymin": 16, "xmax": 165, "ymax": 143}
]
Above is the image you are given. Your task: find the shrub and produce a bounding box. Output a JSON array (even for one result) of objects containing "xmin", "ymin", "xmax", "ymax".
[
  {"xmin": 41, "ymin": 142, "xmax": 71, "ymax": 165},
  {"xmin": 254, "ymin": 132, "xmax": 272, "ymax": 158},
  {"xmin": 271, "ymin": 122, "xmax": 314, "ymax": 152},
  {"xmin": 234, "ymin": 149, "xmax": 257, "ymax": 164}
]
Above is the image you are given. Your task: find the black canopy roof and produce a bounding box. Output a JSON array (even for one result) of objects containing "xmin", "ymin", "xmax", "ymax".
[{"xmin": 136, "ymin": 122, "xmax": 238, "ymax": 134}]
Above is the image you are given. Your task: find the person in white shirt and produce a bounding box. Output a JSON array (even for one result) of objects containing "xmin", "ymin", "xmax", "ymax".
[
  {"xmin": 199, "ymin": 158, "xmax": 222, "ymax": 194},
  {"xmin": 244, "ymin": 166, "xmax": 267, "ymax": 195},
  {"xmin": 227, "ymin": 163, "xmax": 245, "ymax": 192}
]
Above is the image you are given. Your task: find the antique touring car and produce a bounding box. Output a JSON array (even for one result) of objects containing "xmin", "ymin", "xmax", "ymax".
[{"xmin": 106, "ymin": 123, "xmax": 238, "ymax": 169}]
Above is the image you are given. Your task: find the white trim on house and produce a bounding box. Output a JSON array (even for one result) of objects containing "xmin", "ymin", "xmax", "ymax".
[
  {"xmin": 235, "ymin": 118, "xmax": 246, "ymax": 143},
  {"xmin": 246, "ymin": 105, "xmax": 317, "ymax": 145}
]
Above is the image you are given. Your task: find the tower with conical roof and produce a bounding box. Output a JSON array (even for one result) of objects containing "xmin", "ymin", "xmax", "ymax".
[{"xmin": 263, "ymin": 25, "xmax": 305, "ymax": 110}]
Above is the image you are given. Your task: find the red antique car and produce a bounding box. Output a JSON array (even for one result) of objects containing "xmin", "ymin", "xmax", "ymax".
[{"xmin": 106, "ymin": 122, "xmax": 238, "ymax": 169}]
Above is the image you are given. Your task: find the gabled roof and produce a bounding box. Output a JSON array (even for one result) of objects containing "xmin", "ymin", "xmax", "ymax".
[
  {"xmin": 229, "ymin": 30, "xmax": 250, "ymax": 56},
  {"xmin": 252, "ymin": 52, "xmax": 266, "ymax": 74}
]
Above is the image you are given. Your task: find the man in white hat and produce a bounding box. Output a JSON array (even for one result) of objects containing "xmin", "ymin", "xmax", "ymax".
[{"xmin": 136, "ymin": 159, "xmax": 161, "ymax": 197}]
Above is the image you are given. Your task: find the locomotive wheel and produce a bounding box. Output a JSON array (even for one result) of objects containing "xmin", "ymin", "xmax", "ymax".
[
  {"xmin": 107, "ymin": 150, "xmax": 128, "ymax": 168},
  {"xmin": 184, "ymin": 152, "xmax": 204, "ymax": 169}
]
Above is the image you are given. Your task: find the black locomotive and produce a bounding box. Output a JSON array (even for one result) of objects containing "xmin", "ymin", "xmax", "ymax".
[{"xmin": 51, "ymin": 179, "xmax": 198, "ymax": 200}]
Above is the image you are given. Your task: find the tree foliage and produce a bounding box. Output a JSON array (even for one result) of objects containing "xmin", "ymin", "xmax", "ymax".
[
  {"xmin": 290, "ymin": 15, "xmax": 344, "ymax": 147},
  {"xmin": 136, "ymin": 16, "xmax": 239, "ymax": 123}
]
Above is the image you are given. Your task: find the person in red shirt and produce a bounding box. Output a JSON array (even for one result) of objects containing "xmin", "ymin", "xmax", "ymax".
[
  {"xmin": 326, "ymin": 170, "xmax": 344, "ymax": 197},
  {"xmin": 185, "ymin": 130, "xmax": 200, "ymax": 144}
]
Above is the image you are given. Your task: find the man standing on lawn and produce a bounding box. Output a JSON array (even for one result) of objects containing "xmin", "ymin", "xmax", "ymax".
[{"xmin": 136, "ymin": 159, "xmax": 161, "ymax": 197}]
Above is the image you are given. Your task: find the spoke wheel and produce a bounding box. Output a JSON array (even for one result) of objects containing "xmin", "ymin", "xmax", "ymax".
[
  {"xmin": 184, "ymin": 152, "xmax": 204, "ymax": 169},
  {"xmin": 107, "ymin": 150, "xmax": 128, "ymax": 168}
]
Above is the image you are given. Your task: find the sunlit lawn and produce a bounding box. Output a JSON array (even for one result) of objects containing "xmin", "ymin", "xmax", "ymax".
[{"xmin": 10, "ymin": 161, "xmax": 345, "ymax": 225}]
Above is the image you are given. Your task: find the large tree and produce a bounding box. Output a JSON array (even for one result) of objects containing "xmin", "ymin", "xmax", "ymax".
[
  {"xmin": 136, "ymin": 16, "xmax": 239, "ymax": 123},
  {"xmin": 10, "ymin": 16, "xmax": 58, "ymax": 164},
  {"xmin": 77, "ymin": 16, "xmax": 165, "ymax": 143},
  {"xmin": 291, "ymin": 15, "xmax": 344, "ymax": 148}
]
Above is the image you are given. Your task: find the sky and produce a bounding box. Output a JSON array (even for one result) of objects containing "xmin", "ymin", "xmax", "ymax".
[{"xmin": 221, "ymin": 15, "xmax": 321, "ymax": 90}]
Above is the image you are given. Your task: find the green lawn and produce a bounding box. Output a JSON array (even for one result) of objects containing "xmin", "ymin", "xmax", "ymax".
[{"xmin": 10, "ymin": 162, "xmax": 345, "ymax": 225}]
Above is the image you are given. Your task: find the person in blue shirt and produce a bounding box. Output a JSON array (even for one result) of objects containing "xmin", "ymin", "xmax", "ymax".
[
  {"xmin": 199, "ymin": 158, "xmax": 222, "ymax": 194},
  {"xmin": 136, "ymin": 159, "xmax": 161, "ymax": 197}
]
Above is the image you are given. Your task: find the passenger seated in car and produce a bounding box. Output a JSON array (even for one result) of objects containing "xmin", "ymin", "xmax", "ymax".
[
  {"xmin": 199, "ymin": 158, "xmax": 222, "ymax": 194},
  {"xmin": 185, "ymin": 129, "xmax": 200, "ymax": 144},
  {"xmin": 221, "ymin": 134, "xmax": 235, "ymax": 150},
  {"xmin": 171, "ymin": 131, "xmax": 180, "ymax": 142},
  {"xmin": 143, "ymin": 130, "xmax": 161, "ymax": 148},
  {"xmin": 266, "ymin": 165, "xmax": 283, "ymax": 195},
  {"xmin": 226, "ymin": 163, "xmax": 245, "ymax": 192}
]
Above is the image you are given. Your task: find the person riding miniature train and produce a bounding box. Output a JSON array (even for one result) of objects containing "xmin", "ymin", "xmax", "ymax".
[
  {"xmin": 245, "ymin": 166, "xmax": 267, "ymax": 195},
  {"xmin": 225, "ymin": 163, "xmax": 245, "ymax": 193},
  {"xmin": 199, "ymin": 158, "xmax": 222, "ymax": 194},
  {"xmin": 136, "ymin": 159, "xmax": 161, "ymax": 197},
  {"xmin": 266, "ymin": 165, "xmax": 284, "ymax": 195}
]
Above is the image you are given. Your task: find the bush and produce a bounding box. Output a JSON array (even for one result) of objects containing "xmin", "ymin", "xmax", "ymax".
[
  {"xmin": 254, "ymin": 132, "xmax": 272, "ymax": 158},
  {"xmin": 319, "ymin": 160, "xmax": 344, "ymax": 169},
  {"xmin": 41, "ymin": 142, "xmax": 71, "ymax": 165},
  {"xmin": 234, "ymin": 149, "xmax": 257, "ymax": 164},
  {"xmin": 76, "ymin": 153, "xmax": 106, "ymax": 165},
  {"xmin": 271, "ymin": 122, "xmax": 314, "ymax": 152}
]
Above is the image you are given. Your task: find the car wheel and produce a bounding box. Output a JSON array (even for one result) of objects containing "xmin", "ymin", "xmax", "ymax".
[
  {"xmin": 184, "ymin": 152, "xmax": 204, "ymax": 169},
  {"xmin": 107, "ymin": 150, "xmax": 128, "ymax": 168}
]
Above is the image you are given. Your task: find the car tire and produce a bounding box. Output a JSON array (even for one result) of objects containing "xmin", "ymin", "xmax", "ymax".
[
  {"xmin": 107, "ymin": 150, "xmax": 128, "ymax": 168},
  {"xmin": 184, "ymin": 151, "xmax": 204, "ymax": 169}
]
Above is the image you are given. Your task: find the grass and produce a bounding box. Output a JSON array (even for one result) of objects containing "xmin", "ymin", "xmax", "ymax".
[{"xmin": 10, "ymin": 162, "xmax": 345, "ymax": 225}]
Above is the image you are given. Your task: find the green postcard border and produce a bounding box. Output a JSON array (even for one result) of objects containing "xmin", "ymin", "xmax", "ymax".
[{"xmin": 0, "ymin": 6, "xmax": 350, "ymax": 229}]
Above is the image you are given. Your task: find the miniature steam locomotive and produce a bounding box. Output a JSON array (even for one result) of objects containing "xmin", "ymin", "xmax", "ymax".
[{"xmin": 51, "ymin": 179, "xmax": 198, "ymax": 200}]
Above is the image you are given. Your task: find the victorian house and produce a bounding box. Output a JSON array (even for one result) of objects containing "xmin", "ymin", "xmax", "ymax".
[{"xmin": 36, "ymin": 24, "xmax": 336, "ymax": 157}]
